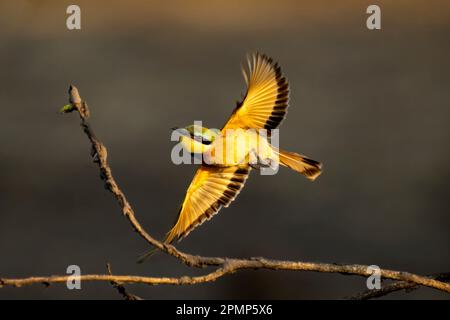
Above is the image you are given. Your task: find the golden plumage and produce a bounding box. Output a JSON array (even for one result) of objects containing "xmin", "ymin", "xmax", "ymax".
[
  {"xmin": 165, "ymin": 165, "xmax": 249, "ymax": 243},
  {"xmin": 161, "ymin": 53, "xmax": 322, "ymax": 248}
]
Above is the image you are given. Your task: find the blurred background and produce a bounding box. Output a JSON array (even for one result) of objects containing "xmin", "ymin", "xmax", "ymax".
[{"xmin": 0, "ymin": 0, "xmax": 449, "ymax": 299}]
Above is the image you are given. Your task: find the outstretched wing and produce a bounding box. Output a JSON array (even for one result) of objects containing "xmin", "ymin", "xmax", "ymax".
[
  {"xmin": 166, "ymin": 165, "xmax": 250, "ymax": 243},
  {"xmin": 223, "ymin": 53, "xmax": 289, "ymax": 131}
]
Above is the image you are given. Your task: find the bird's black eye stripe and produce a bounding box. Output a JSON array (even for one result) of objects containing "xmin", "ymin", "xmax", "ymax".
[{"xmin": 193, "ymin": 134, "xmax": 212, "ymax": 145}]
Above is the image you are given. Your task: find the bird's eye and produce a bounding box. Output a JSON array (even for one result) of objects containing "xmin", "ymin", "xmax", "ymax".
[{"xmin": 193, "ymin": 133, "xmax": 212, "ymax": 145}]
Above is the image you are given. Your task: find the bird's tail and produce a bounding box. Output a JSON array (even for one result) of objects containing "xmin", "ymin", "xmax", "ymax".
[{"xmin": 275, "ymin": 149, "xmax": 322, "ymax": 181}]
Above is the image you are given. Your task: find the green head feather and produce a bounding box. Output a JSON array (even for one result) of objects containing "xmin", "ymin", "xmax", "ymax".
[{"xmin": 185, "ymin": 125, "xmax": 219, "ymax": 143}]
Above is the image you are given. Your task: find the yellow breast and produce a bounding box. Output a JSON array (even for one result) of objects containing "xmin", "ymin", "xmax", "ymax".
[
  {"xmin": 207, "ymin": 129, "xmax": 275, "ymax": 166},
  {"xmin": 180, "ymin": 136, "xmax": 209, "ymax": 154}
]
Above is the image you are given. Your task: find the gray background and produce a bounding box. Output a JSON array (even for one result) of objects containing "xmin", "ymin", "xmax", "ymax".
[{"xmin": 0, "ymin": 0, "xmax": 449, "ymax": 299}]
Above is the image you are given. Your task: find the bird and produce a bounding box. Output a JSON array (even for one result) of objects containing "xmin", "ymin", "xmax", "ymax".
[{"xmin": 138, "ymin": 53, "xmax": 322, "ymax": 262}]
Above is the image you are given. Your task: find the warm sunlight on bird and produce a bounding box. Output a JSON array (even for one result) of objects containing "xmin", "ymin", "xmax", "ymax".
[{"xmin": 139, "ymin": 53, "xmax": 322, "ymax": 262}]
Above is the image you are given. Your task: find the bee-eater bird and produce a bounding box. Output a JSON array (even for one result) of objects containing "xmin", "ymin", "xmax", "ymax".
[{"xmin": 139, "ymin": 53, "xmax": 322, "ymax": 261}]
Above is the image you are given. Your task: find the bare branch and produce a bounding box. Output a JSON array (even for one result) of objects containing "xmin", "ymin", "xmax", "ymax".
[
  {"xmin": 106, "ymin": 263, "xmax": 143, "ymax": 300},
  {"xmin": 1, "ymin": 259, "xmax": 450, "ymax": 295},
  {"xmin": 346, "ymin": 272, "xmax": 450, "ymax": 300},
  {"xmin": 65, "ymin": 85, "xmax": 218, "ymax": 267},
  {"xmin": 1, "ymin": 85, "xmax": 449, "ymax": 299}
]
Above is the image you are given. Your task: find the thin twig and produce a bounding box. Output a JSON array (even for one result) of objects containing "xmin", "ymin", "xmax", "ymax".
[
  {"xmin": 106, "ymin": 263, "xmax": 143, "ymax": 300},
  {"xmin": 346, "ymin": 273, "xmax": 450, "ymax": 300},
  {"xmin": 65, "ymin": 85, "xmax": 220, "ymax": 267},
  {"xmin": 1, "ymin": 85, "xmax": 449, "ymax": 298}
]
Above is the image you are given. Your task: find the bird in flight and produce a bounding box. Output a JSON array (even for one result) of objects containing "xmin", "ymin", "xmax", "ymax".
[{"xmin": 139, "ymin": 53, "xmax": 322, "ymax": 262}]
